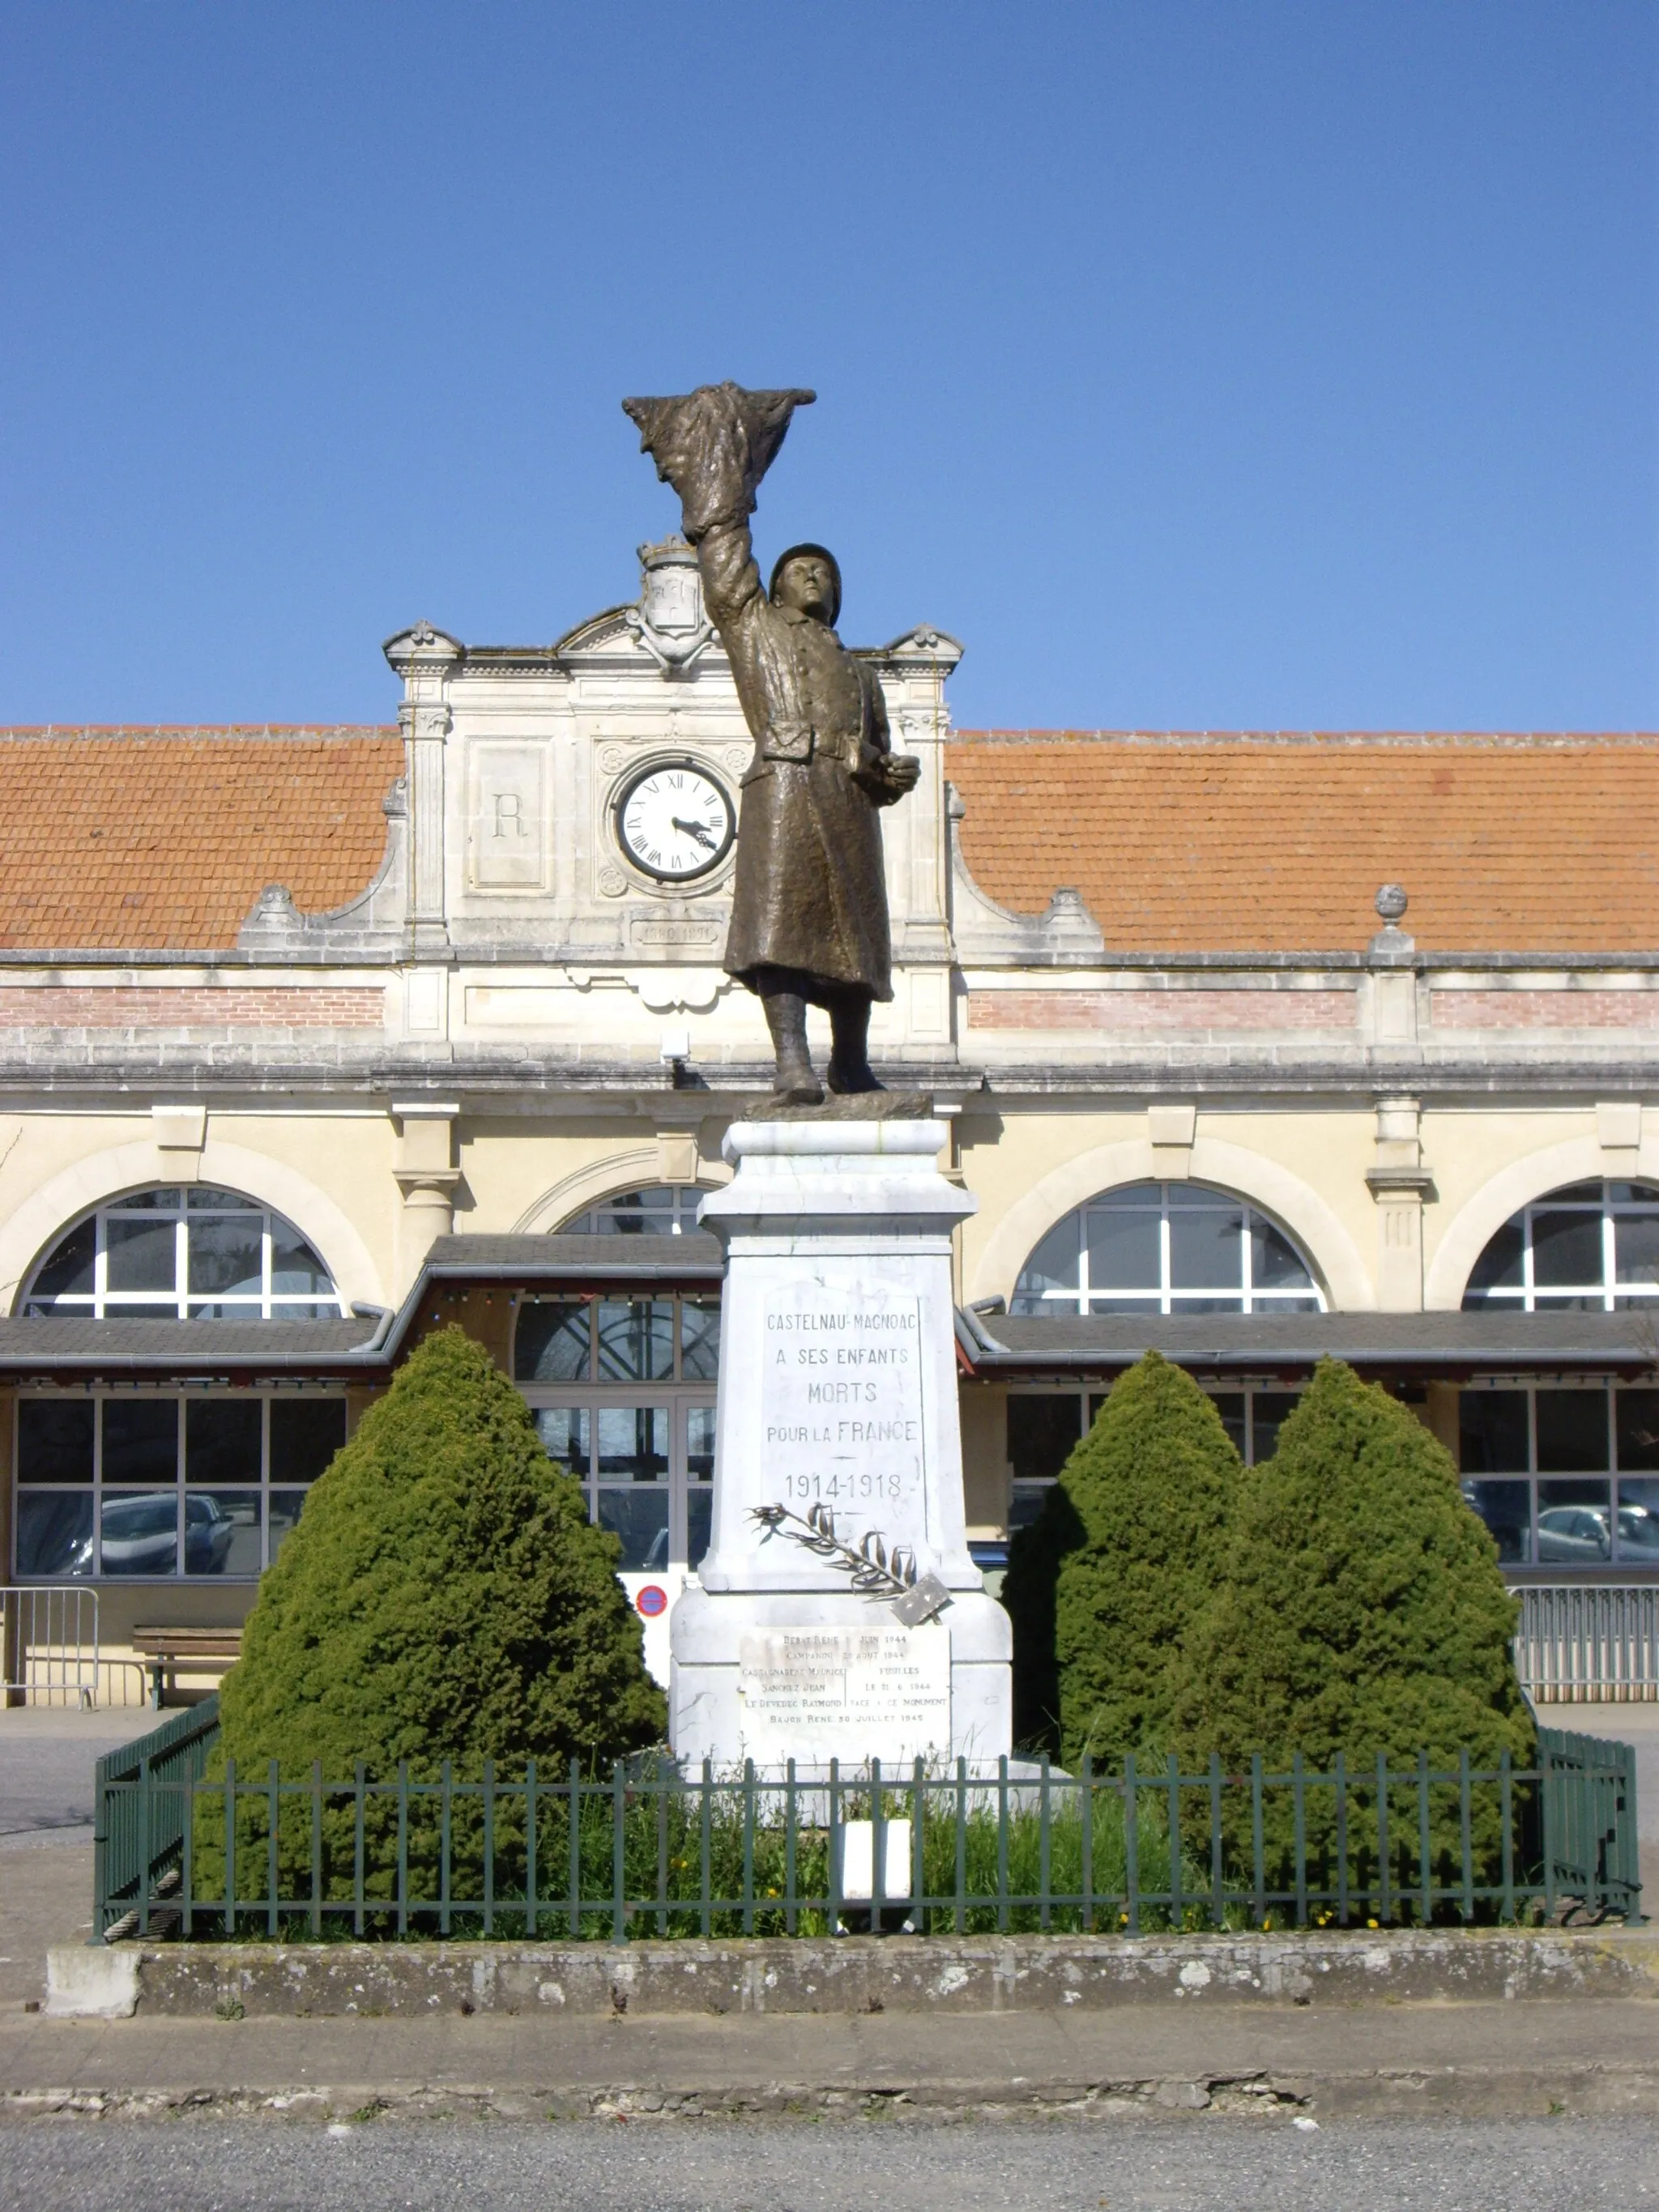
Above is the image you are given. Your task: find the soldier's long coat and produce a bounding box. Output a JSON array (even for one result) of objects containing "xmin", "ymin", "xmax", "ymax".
[{"xmin": 697, "ymin": 520, "xmax": 900, "ymax": 1000}]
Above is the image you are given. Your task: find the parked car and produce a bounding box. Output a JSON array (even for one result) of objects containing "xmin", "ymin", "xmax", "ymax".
[
  {"xmin": 1535, "ymin": 1504, "xmax": 1613, "ymax": 1563},
  {"xmin": 66, "ymin": 1490, "xmax": 235, "ymax": 1575}
]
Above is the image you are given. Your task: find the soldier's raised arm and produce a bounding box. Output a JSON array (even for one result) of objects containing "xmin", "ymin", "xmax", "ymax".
[{"xmin": 623, "ymin": 382, "xmax": 813, "ymax": 634}]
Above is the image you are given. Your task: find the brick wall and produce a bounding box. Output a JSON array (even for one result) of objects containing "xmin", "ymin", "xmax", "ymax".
[
  {"xmin": 0, "ymin": 988, "xmax": 386, "ymax": 1028},
  {"xmin": 1430, "ymin": 991, "xmax": 1659, "ymax": 1029},
  {"xmin": 966, "ymin": 989, "xmax": 1355, "ymax": 1031}
]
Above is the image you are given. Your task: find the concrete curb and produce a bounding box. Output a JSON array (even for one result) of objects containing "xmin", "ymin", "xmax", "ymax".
[
  {"xmin": 9, "ymin": 2063, "xmax": 1659, "ymax": 2124},
  {"xmin": 58, "ymin": 1927, "xmax": 1659, "ymax": 2020}
]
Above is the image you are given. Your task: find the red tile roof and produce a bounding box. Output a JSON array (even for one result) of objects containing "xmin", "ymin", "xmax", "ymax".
[
  {"xmin": 0, "ymin": 730, "xmax": 402, "ymax": 951},
  {"xmin": 945, "ymin": 731, "xmax": 1659, "ymax": 954}
]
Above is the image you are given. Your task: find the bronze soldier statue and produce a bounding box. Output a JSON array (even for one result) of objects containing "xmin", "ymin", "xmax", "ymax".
[{"xmin": 623, "ymin": 383, "xmax": 919, "ymax": 1104}]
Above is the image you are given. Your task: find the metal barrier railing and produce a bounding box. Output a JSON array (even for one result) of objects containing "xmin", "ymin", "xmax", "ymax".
[
  {"xmin": 1516, "ymin": 1584, "xmax": 1659, "ymax": 1702},
  {"xmin": 92, "ymin": 1712, "xmax": 1642, "ymax": 1941},
  {"xmin": 2, "ymin": 1585, "xmax": 108, "ymax": 1707}
]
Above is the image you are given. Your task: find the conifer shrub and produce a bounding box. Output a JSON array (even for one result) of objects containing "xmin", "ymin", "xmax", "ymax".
[
  {"xmin": 1170, "ymin": 1357, "xmax": 1534, "ymax": 1892},
  {"xmin": 1001, "ymin": 1352, "xmax": 1243, "ymax": 1764},
  {"xmin": 197, "ymin": 1327, "xmax": 663, "ymax": 1911}
]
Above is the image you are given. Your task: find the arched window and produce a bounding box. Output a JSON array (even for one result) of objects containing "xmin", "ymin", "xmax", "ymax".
[
  {"xmin": 1012, "ymin": 1181, "xmax": 1323, "ymax": 1316},
  {"xmin": 1461, "ymin": 1181, "xmax": 1659, "ymax": 1311},
  {"xmin": 22, "ymin": 1187, "xmax": 347, "ymax": 1320},
  {"xmin": 559, "ymin": 1185, "xmax": 710, "ymax": 1236}
]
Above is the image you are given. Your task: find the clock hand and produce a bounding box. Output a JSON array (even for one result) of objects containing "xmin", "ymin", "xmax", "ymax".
[{"xmin": 672, "ymin": 816, "xmax": 717, "ymax": 850}]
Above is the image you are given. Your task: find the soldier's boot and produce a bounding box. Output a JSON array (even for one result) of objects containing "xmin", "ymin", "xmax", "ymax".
[
  {"xmin": 761, "ymin": 989, "xmax": 824, "ymax": 1106},
  {"xmin": 826, "ymin": 991, "xmax": 883, "ymax": 1094}
]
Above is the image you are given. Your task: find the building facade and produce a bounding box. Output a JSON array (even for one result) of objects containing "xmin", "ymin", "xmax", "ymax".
[{"xmin": 4, "ymin": 537, "xmax": 1658, "ymax": 1694}]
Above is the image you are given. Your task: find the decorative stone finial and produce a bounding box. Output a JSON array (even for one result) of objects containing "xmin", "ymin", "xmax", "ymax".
[{"xmin": 1370, "ymin": 882, "xmax": 1414, "ymax": 957}]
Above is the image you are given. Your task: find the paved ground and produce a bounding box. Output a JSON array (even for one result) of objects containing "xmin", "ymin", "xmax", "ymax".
[
  {"xmin": 0, "ymin": 1707, "xmax": 156, "ymax": 2010},
  {"xmin": 0, "ymin": 2112, "xmax": 1657, "ymax": 2211}
]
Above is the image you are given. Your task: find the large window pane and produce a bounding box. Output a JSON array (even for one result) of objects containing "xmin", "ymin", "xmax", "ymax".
[
  {"xmin": 268, "ymin": 1490, "xmax": 308, "ymax": 1564},
  {"xmin": 1534, "ymin": 1391, "xmax": 1609, "ymax": 1473},
  {"xmin": 1085, "ymin": 1209, "xmax": 1159, "ymax": 1290},
  {"xmin": 1251, "ymin": 1393, "xmax": 1301, "ymax": 1464},
  {"xmin": 186, "ymin": 1218, "xmax": 263, "ymax": 1298},
  {"xmin": 1012, "ymin": 1214, "xmax": 1081, "ymax": 1311},
  {"xmin": 1209, "ymin": 1392, "xmax": 1247, "ymax": 1459},
  {"xmin": 15, "ymin": 1493, "xmax": 95, "ymax": 1578},
  {"xmin": 1461, "ymin": 1479, "xmax": 1531, "ymax": 1563},
  {"xmin": 599, "ymin": 1187, "xmax": 676, "ymax": 1235},
  {"xmin": 186, "ymin": 1399, "xmax": 261, "ymax": 1485},
  {"xmin": 514, "ymin": 1300, "xmax": 591, "ymax": 1382},
  {"xmin": 1618, "ymin": 1480, "xmax": 1659, "ymax": 1562},
  {"xmin": 186, "ymin": 1490, "xmax": 257, "ymax": 1575},
  {"xmin": 1168, "ymin": 1204, "xmax": 1243, "ymax": 1291},
  {"xmin": 535, "ymin": 1406, "xmax": 591, "ymax": 1478},
  {"xmin": 1008, "ymin": 1395, "xmax": 1082, "ymax": 1483},
  {"xmin": 1530, "ymin": 1213, "xmax": 1604, "ymax": 1290},
  {"xmin": 1616, "ymin": 1391, "xmax": 1659, "ymax": 1473},
  {"xmin": 99, "ymin": 1490, "xmax": 179, "ymax": 1576},
  {"xmin": 680, "ymin": 1298, "xmax": 721, "ymax": 1381},
  {"xmin": 597, "ymin": 1405, "xmax": 669, "ymax": 1481},
  {"xmin": 1251, "ymin": 1221, "xmax": 1314, "ymax": 1291},
  {"xmin": 187, "ymin": 1187, "xmax": 257, "ymax": 1210},
  {"xmin": 597, "ymin": 1488, "xmax": 671, "ymax": 1570},
  {"xmin": 1465, "ymin": 1221, "xmax": 1524, "ymax": 1298},
  {"xmin": 687, "ymin": 1488, "xmax": 713, "ymax": 1566},
  {"xmin": 270, "ymin": 1399, "xmax": 346, "ymax": 1484},
  {"xmin": 270, "ymin": 1231, "xmax": 333, "ymax": 1297},
  {"xmin": 686, "ymin": 1404, "xmax": 715, "ymax": 1481},
  {"xmin": 1614, "ymin": 1215, "xmax": 1659, "ymax": 1291},
  {"xmin": 1535, "ymin": 1481, "xmax": 1612, "ymax": 1563},
  {"xmin": 17, "ymin": 1400, "xmax": 95, "ymax": 1483},
  {"xmin": 1460, "ymin": 1392, "xmax": 1530, "ymax": 1476},
  {"xmin": 28, "ymin": 1219, "xmax": 95, "ymax": 1302},
  {"xmin": 101, "ymin": 1400, "xmax": 178, "ymax": 1485},
  {"xmin": 104, "ymin": 1218, "xmax": 177, "ymax": 1294},
  {"xmin": 596, "ymin": 1299, "xmax": 673, "ymax": 1383}
]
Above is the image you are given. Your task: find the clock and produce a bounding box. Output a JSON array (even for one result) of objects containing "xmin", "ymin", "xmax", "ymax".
[{"xmin": 614, "ymin": 760, "xmax": 736, "ymax": 882}]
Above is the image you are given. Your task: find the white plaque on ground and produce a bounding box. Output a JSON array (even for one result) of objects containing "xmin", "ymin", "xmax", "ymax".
[
  {"xmin": 761, "ymin": 1287, "xmax": 928, "ymax": 1555},
  {"xmin": 736, "ymin": 1626, "xmax": 951, "ymax": 1767}
]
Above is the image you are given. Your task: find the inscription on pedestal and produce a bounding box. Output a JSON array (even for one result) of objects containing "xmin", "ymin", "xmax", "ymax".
[
  {"xmin": 761, "ymin": 1286, "xmax": 928, "ymax": 1553},
  {"xmin": 736, "ymin": 1626, "xmax": 951, "ymax": 1765}
]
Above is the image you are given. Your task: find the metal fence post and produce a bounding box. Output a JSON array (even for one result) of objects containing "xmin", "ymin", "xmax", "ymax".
[
  {"xmin": 611, "ymin": 1760, "xmax": 626, "ymax": 1945},
  {"xmin": 1124, "ymin": 1753, "xmax": 1140, "ymax": 1937},
  {"xmin": 525, "ymin": 1758, "xmax": 538, "ymax": 1940},
  {"xmin": 1292, "ymin": 1753, "xmax": 1307, "ymax": 1928},
  {"xmin": 310, "ymin": 1759, "xmax": 323, "ymax": 1939},
  {"xmin": 353, "ymin": 1762, "xmax": 365, "ymax": 1938},
  {"xmin": 1080, "ymin": 1753, "xmax": 1094, "ymax": 1934}
]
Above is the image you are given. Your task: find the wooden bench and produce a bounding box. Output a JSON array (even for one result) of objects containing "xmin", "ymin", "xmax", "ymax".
[{"xmin": 130, "ymin": 1626, "xmax": 243, "ymax": 1709}]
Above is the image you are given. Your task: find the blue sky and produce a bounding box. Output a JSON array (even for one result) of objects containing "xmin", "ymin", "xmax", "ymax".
[{"xmin": 2, "ymin": 2, "xmax": 1654, "ymax": 731}]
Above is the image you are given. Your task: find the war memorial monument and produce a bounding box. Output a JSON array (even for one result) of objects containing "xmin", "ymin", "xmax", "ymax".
[{"xmin": 624, "ymin": 382, "xmax": 1013, "ymax": 1770}]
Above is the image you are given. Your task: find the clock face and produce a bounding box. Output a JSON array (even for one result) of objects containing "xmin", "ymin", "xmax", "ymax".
[{"xmin": 615, "ymin": 761, "xmax": 736, "ymax": 881}]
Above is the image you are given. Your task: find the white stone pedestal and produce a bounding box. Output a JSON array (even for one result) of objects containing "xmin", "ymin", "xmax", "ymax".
[{"xmin": 669, "ymin": 1115, "xmax": 1013, "ymax": 1771}]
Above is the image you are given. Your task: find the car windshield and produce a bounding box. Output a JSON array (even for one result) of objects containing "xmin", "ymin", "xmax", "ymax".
[{"xmin": 100, "ymin": 1494, "xmax": 177, "ymax": 1536}]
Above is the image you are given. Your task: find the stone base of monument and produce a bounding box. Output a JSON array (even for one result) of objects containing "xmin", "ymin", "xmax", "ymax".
[
  {"xmin": 670, "ymin": 1587, "xmax": 1016, "ymax": 1775},
  {"xmin": 669, "ymin": 1110, "xmax": 1014, "ymax": 1772}
]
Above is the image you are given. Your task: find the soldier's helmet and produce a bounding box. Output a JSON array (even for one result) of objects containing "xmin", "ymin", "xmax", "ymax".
[{"xmin": 769, "ymin": 543, "xmax": 842, "ymax": 627}]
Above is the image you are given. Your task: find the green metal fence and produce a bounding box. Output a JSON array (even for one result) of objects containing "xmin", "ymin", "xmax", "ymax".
[{"xmin": 92, "ymin": 1710, "xmax": 1642, "ymax": 1942}]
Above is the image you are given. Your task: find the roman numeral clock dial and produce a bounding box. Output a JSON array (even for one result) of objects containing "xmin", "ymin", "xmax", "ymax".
[{"xmin": 615, "ymin": 762, "xmax": 736, "ymax": 882}]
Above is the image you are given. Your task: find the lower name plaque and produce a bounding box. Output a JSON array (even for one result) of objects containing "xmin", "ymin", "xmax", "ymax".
[{"xmin": 736, "ymin": 1626, "xmax": 951, "ymax": 1767}]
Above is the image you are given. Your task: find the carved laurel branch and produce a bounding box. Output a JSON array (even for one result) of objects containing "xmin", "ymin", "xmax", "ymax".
[{"xmin": 749, "ymin": 1502, "xmax": 919, "ymax": 1596}]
